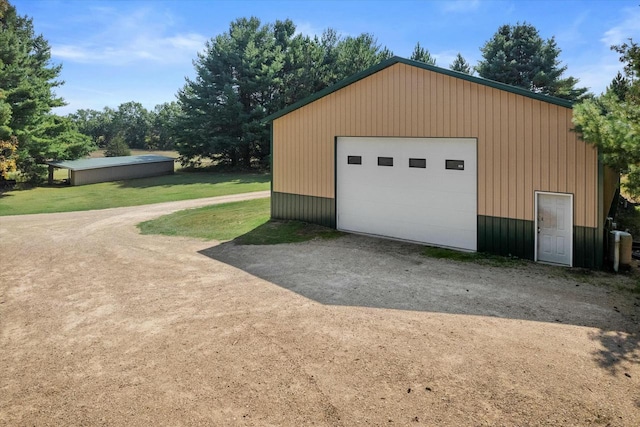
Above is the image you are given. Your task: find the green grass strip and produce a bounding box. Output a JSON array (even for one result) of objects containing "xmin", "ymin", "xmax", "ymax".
[
  {"xmin": 0, "ymin": 171, "xmax": 270, "ymax": 216},
  {"xmin": 138, "ymin": 197, "xmax": 343, "ymax": 244},
  {"xmin": 138, "ymin": 198, "xmax": 271, "ymax": 241}
]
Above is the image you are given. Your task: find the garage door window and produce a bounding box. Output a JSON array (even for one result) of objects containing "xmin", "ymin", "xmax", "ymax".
[
  {"xmin": 378, "ymin": 157, "xmax": 393, "ymax": 166},
  {"xmin": 445, "ymin": 160, "xmax": 464, "ymax": 170},
  {"xmin": 347, "ymin": 155, "xmax": 362, "ymax": 165},
  {"xmin": 409, "ymin": 158, "xmax": 426, "ymax": 168}
]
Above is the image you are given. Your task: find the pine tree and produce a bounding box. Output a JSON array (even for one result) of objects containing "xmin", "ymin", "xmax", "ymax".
[
  {"xmin": 0, "ymin": 0, "xmax": 93, "ymax": 182},
  {"xmin": 476, "ymin": 23, "xmax": 587, "ymax": 101},
  {"xmin": 335, "ymin": 33, "xmax": 393, "ymax": 77},
  {"xmin": 449, "ymin": 53, "xmax": 472, "ymax": 74},
  {"xmin": 176, "ymin": 17, "xmax": 281, "ymax": 167},
  {"xmin": 607, "ymin": 71, "xmax": 629, "ymax": 101},
  {"xmin": 410, "ymin": 42, "xmax": 436, "ymax": 65},
  {"xmin": 573, "ymin": 39, "xmax": 640, "ymax": 197},
  {"xmin": 175, "ymin": 18, "xmax": 393, "ymax": 168},
  {"xmin": 104, "ymin": 133, "xmax": 131, "ymax": 157}
]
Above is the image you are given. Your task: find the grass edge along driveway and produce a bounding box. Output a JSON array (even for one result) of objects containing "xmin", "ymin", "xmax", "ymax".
[
  {"xmin": 138, "ymin": 197, "xmax": 344, "ymax": 244},
  {"xmin": 0, "ymin": 171, "xmax": 270, "ymax": 216}
]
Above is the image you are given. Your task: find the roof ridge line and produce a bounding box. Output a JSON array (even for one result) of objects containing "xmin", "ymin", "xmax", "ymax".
[{"xmin": 264, "ymin": 56, "xmax": 574, "ymax": 123}]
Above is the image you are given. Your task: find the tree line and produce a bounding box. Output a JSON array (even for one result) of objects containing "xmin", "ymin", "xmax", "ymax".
[
  {"xmin": 172, "ymin": 18, "xmax": 590, "ymax": 169},
  {"xmin": 68, "ymin": 101, "xmax": 181, "ymax": 156},
  {"xmin": 72, "ymin": 18, "xmax": 587, "ymax": 170},
  {"xmin": 2, "ymin": 0, "xmax": 636, "ymax": 196}
]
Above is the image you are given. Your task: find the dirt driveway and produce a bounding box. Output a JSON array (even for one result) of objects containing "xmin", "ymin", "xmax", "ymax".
[{"xmin": 1, "ymin": 191, "xmax": 639, "ymax": 426}]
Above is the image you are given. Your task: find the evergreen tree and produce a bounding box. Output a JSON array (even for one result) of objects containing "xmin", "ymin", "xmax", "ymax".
[
  {"xmin": 607, "ymin": 71, "xmax": 629, "ymax": 101},
  {"xmin": 573, "ymin": 39, "xmax": 640, "ymax": 197},
  {"xmin": 271, "ymin": 21, "xmax": 327, "ymax": 110},
  {"xmin": 410, "ymin": 42, "xmax": 436, "ymax": 65},
  {"xmin": 176, "ymin": 17, "xmax": 281, "ymax": 167},
  {"xmin": 335, "ymin": 33, "xmax": 393, "ymax": 77},
  {"xmin": 476, "ymin": 22, "xmax": 587, "ymax": 101},
  {"xmin": 449, "ymin": 53, "xmax": 472, "ymax": 74},
  {"xmin": 612, "ymin": 39, "xmax": 639, "ymax": 102},
  {"xmin": 104, "ymin": 133, "xmax": 131, "ymax": 157},
  {"xmin": 175, "ymin": 18, "xmax": 392, "ymax": 168},
  {"xmin": 0, "ymin": 0, "xmax": 93, "ymax": 182}
]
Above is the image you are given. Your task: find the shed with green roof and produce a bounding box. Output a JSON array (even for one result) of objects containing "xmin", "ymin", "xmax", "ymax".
[{"xmin": 47, "ymin": 155, "xmax": 175, "ymax": 186}]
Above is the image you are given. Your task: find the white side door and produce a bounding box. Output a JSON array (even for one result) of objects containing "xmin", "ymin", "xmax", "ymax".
[{"xmin": 536, "ymin": 192, "xmax": 573, "ymax": 266}]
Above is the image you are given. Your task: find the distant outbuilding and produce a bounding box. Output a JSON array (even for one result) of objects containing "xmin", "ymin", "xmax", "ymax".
[{"xmin": 47, "ymin": 155, "xmax": 175, "ymax": 186}]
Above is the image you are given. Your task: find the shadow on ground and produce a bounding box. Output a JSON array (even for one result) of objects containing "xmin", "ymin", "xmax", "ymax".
[
  {"xmin": 199, "ymin": 233, "xmax": 640, "ymax": 374},
  {"xmin": 589, "ymin": 330, "xmax": 640, "ymax": 376}
]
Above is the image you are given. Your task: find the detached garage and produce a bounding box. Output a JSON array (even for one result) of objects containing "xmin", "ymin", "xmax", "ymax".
[
  {"xmin": 47, "ymin": 155, "xmax": 175, "ymax": 186},
  {"xmin": 266, "ymin": 57, "xmax": 618, "ymax": 268}
]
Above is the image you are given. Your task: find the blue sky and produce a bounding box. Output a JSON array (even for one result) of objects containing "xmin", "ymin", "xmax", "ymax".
[{"xmin": 11, "ymin": 0, "xmax": 640, "ymax": 115}]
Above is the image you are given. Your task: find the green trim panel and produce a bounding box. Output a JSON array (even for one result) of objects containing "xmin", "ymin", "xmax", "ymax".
[
  {"xmin": 596, "ymin": 155, "xmax": 604, "ymax": 267},
  {"xmin": 573, "ymin": 226, "xmax": 601, "ymax": 269},
  {"xmin": 271, "ymin": 192, "xmax": 336, "ymax": 228},
  {"xmin": 264, "ymin": 56, "xmax": 573, "ymax": 123},
  {"xmin": 477, "ymin": 216, "xmax": 535, "ymax": 260},
  {"xmin": 478, "ymin": 215, "xmax": 602, "ymax": 268}
]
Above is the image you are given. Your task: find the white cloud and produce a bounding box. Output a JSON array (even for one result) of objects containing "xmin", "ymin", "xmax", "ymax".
[
  {"xmin": 559, "ymin": 6, "xmax": 640, "ymax": 96},
  {"xmin": 601, "ymin": 7, "xmax": 640, "ymax": 46},
  {"xmin": 568, "ymin": 41, "xmax": 624, "ymax": 96},
  {"xmin": 556, "ymin": 11, "xmax": 589, "ymax": 47},
  {"xmin": 572, "ymin": 63, "xmax": 621, "ymax": 96},
  {"xmin": 51, "ymin": 7, "xmax": 207, "ymax": 66}
]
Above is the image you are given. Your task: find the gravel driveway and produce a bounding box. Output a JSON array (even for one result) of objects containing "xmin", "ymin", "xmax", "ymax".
[{"xmin": 1, "ymin": 191, "xmax": 638, "ymax": 426}]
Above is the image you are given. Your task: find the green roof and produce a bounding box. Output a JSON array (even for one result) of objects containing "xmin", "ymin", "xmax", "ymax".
[
  {"xmin": 47, "ymin": 155, "xmax": 175, "ymax": 171},
  {"xmin": 264, "ymin": 56, "xmax": 574, "ymax": 123}
]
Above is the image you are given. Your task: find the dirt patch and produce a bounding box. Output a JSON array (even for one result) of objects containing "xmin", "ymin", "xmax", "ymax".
[{"xmin": 1, "ymin": 194, "xmax": 639, "ymax": 426}]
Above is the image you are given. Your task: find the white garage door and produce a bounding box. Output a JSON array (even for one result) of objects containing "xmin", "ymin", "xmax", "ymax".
[{"xmin": 336, "ymin": 137, "xmax": 477, "ymax": 251}]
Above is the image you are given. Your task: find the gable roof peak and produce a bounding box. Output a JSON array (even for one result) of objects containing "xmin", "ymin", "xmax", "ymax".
[{"xmin": 265, "ymin": 55, "xmax": 573, "ymax": 123}]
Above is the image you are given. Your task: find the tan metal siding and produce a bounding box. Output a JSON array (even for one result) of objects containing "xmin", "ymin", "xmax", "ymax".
[{"xmin": 272, "ymin": 63, "xmax": 599, "ymax": 228}]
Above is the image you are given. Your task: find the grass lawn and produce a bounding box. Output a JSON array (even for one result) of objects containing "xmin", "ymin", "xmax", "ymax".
[
  {"xmin": 0, "ymin": 171, "xmax": 270, "ymax": 216},
  {"xmin": 138, "ymin": 197, "xmax": 343, "ymax": 244}
]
